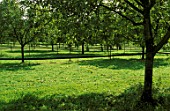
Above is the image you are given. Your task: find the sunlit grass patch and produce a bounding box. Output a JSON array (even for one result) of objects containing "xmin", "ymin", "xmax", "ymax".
[{"xmin": 0, "ymin": 55, "xmax": 170, "ymax": 110}]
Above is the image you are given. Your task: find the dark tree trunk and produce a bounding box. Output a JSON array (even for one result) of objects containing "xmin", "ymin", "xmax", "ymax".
[
  {"xmin": 51, "ymin": 43, "xmax": 54, "ymax": 51},
  {"xmin": 82, "ymin": 41, "xmax": 84, "ymax": 55},
  {"xmin": 141, "ymin": 51, "xmax": 154, "ymax": 102},
  {"xmin": 21, "ymin": 45, "xmax": 25, "ymax": 63},
  {"xmin": 69, "ymin": 45, "xmax": 72, "ymax": 52},
  {"xmin": 116, "ymin": 44, "xmax": 122, "ymax": 50},
  {"xmin": 100, "ymin": 44, "xmax": 103, "ymax": 52},
  {"xmin": 59, "ymin": 43, "xmax": 60, "ymax": 48},
  {"xmin": 141, "ymin": 3, "xmax": 155, "ymax": 102}
]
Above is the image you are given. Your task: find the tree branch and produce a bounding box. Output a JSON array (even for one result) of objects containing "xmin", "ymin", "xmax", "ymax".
[
  {"xmin": 100, "ymin": 4, "xmax": 143, "ymax": 26},
  {"xmin": 134, "ymin": 0, "xmax": 144, "ymax": 7},
  {"xmin": 124, "ymin": 0, "xmax": 144, "ymax": 15},
  {"xmin": 115, "ymin": 11, "xmax": 143, "ymax": 26},
  {"xmin": 154, "ymin": 26, "xmax": 170, "ymax": 54},
  {"xmin": 12, "ymin": 26, "xmax": 22, "ymax": 45}
]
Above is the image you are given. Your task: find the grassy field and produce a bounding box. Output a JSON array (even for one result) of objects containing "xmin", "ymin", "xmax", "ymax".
[
  {"xmin": 0, "ymin": 43, "xmax": 144, "ymax": 58},
  {"xmin": 0, "ymin": 45, "xmax": 170, "ymax": 110}
]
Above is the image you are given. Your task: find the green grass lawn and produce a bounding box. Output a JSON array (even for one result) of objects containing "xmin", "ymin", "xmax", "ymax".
[
  {"xmin": 0, "ymin": 43, "xmax": 144, "ymax": 59},
  {"xmin": 0, "ymin": 45, "xmax": 170, "ymax": 110}
]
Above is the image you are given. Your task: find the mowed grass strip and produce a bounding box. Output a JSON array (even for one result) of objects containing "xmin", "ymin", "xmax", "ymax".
[{"xmin": 0, "ymin": 56, "xmax": 170, "ymax": 110}]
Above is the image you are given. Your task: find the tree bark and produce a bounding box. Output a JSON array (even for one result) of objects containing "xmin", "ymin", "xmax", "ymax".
[
  {"xmin": 100, "ymin": 44, "xmax": 103, "ymax": 52},
  {"xmin": 141, "ymin": 46, "xmax": 145, "ymax": 60},
  {"xmin": 21, "ymin": 45, "xmax": 25, "ymax": 63},
  {"xmin": 141, "ymin": 51, "xmax": 154, "ymax": 102},
  {"xmin": 82, "ymin": 41, "xmax": 84, "ymax": 55},
  {"xmin": 59, "ymin": 42, "xmax": 60, "ymax": 48},
  {"xmin": 51, "ymin": 42, "xmax": 54, "ymax": 51},
  {"xmin": 141, "ymin": 4, "xmax": 155, "ymax": 102}
]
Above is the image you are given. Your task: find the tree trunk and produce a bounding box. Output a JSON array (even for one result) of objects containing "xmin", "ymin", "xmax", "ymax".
[
  {"xmin": 100, "ymin": 44, "xmax": 103, "ymax": 52},
  {"xmin": 69, "ymin": 45, "xmax": 72, "ymax": 52},
  {"xmin": 21, "ymin": 45, "xmax": 25, "ymax": 63},
  {"xmin": 56, "ymin": 43, "xmax": 59, "ymax": 54},
  {"xmin": 141, "ymin": 51, "xmax": 154, "ymax": 102},
  {"xmin": 116, "ymin": 44, "xmax": 122, "ymax": 50},
  {"xmin": 141, "ymin": 5, "xmax": 155, "ymax": 102},
  {"xmin": 51, "ymin": 43, "xmax": 54, "ymax": 51},
  {"xmin": 59, "ymin": 42, "xmax": 60, "ymax": 48},
  {"xmin": 82, "ymin": 41, "xmax": 84, "ymax": 55}
]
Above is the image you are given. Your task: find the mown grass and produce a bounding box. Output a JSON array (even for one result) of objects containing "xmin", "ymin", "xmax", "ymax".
[
  {"xmin": 0, "ymin": 56, "xmax": 170, "ymax": 110},
  {"xmin": 0, "ymin": 45, "xmax": 170, "ymax": 110},
  {"xmin": 0, "ymin": 43, "xmax": 144, "ymax": 59}
]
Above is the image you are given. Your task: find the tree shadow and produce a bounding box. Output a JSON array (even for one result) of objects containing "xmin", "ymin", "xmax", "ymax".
[
  {"xmin": 24, "ymin": 53, "xmax": 103, "ymax": 59},
  {"xmin": 1, "ymin": 84, "xmax": 170, "ymax": 111},
  {"xmin": 6, "ymin": 50, "xmax": 54, "ymax": 54},
  {"xmin": 0, "ymin": 62, "xmax": 40, "ymax": 71},
  {"xmin": 77, "ymin": 58, "xmax": 169, "ymax": 70}
]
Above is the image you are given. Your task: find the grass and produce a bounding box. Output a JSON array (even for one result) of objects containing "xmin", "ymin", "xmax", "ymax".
[
  {"xmin": 0, "ymin": 45, "xmax": 170, "ymax": 110},
  {"xmin": 0, "ymin": 43, "xmax": 144, "ymax": 59}
]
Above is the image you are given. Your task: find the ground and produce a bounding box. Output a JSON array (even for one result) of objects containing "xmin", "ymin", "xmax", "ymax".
[{"xmin": 0, "ymin": 44, "xmax": 170, "ymax": 110}]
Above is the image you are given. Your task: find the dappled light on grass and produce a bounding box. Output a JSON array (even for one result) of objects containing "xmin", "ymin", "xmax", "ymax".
[
  {"xmin": 1, "ymin": 84, "xmax": 170, "ymax": 111},
  {"xmin": 0, "ymin": 57, "xmax": 170, "ymax": 110}
]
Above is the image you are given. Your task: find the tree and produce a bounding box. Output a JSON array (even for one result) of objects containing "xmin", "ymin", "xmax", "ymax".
[
  {"xmin": 31, "ymin": 0, "xmax": 170, "ymax": 103},
  {"xmin": 52, "ymin": 0, "xmax": 102, "ymax": 54},
  {"xmin": 2, "ymin": 0, "xmax": 51, "ymax": 63},
  {"xmin": 101, "ymin": 0, "xmax": 170, "ymax": 103}
]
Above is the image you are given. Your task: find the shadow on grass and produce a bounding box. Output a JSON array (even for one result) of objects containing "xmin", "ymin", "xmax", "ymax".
[
  {"xmin": 78, "ymin": 58, "xmax": 169, "ymax": 70},
  {"xmin": 72, "ymin": 50, "xmax": 106, "ymax": 53},
  {"xmin": 6, "ymin": 50, "xmax": 54, "ymax": 54},
  {"xmin": 6, "ymin": 49, "xmax": 103, "ymax": 54},
  {"xmin": 24, "ymin": 53, "xmax": 103, "ymax": 59},
  {"xmin": 0, "ymin": 63, "xmax": 40, "ymax": 71},
  {"xmin": 1, "ymin": 84, "xmax": 170, "ymax": 111}
]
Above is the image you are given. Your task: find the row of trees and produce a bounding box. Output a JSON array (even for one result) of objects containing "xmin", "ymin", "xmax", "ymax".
[
  {"xmin": 0, "ymin": 0, "xmax": 132, "ymax": 61},
  {"xmin": 1, "ymin": 0, "xmax": 170, "ymax": 104}
]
